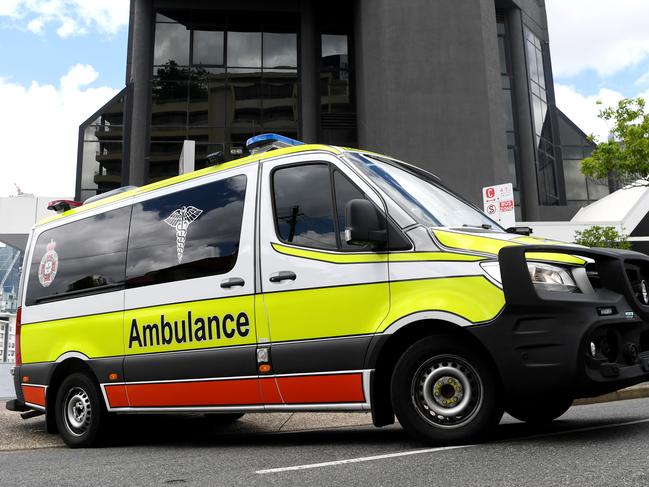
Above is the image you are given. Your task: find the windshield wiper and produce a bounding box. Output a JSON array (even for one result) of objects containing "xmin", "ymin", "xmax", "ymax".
[{"xmin": 462, "ymin": 224, "xmax": 492, "ymax": 230}]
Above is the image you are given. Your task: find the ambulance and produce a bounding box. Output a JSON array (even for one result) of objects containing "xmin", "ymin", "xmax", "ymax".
[{"xmin": 7, "ymin": 134, "xmax": 649, "ymax": 447}]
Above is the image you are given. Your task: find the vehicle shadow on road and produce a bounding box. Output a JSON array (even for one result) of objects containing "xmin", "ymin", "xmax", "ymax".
[{"xmin": 96, "ymin": 411, "xmax": 649, "ymax": 450}]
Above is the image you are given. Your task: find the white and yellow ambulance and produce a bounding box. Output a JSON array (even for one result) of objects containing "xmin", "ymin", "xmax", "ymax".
[{"xmin": 8, "ymin": 134, "xmax": 649, "ymax": 447}]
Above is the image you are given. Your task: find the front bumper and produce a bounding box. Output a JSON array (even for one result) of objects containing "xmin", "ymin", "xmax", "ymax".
[{"xmin": 470, "ymin": 245, "xmax": 649, "ymax": 403}]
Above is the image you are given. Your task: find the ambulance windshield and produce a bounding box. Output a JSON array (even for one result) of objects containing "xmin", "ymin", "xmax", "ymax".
[{"xmin": 347, "ymin": 153, "xmax": 502, "ymax": 230}]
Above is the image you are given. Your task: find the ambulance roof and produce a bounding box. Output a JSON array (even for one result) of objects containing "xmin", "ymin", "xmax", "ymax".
[{"xmin": 38, "ymin": 144, "xmax": 342, "ymax": 226}]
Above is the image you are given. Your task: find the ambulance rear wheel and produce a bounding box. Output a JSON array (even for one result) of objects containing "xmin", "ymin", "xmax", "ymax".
[
  {"xmin": 391, "ymin": 336, "xmax": 503, "ymax": 445},
  {"xmin": 55, "ymin": 372, "xmax": 106, "ymax": 448}
]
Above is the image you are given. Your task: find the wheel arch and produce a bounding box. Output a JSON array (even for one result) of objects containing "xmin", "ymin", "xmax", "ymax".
[
  {"xmin": 45, "ymin": 356, "xmax": 97, "ymax": 434},
  {"xmin": 366, "ymin": 318, "xmax": 503, "ymax": 427}
]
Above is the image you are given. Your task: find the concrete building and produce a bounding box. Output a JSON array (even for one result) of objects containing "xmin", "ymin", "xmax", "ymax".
[{"xmin": 76, "ymin": 0, "xmax": 600, "ymax": 222}]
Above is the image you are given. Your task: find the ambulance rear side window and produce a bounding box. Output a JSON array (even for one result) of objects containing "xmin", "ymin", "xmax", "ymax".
[
  {"xmin": 25, "ymin": 207, "xmax": 131, "ymax": 306},
  {"xmin": 126, "ymin": 175, "xmax": 247, "ymax": 287}
]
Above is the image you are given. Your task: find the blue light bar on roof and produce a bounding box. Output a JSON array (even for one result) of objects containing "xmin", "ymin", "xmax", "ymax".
[{"xmin": 246, "ymin": 133, "xmax": 304, "ymax": 154}]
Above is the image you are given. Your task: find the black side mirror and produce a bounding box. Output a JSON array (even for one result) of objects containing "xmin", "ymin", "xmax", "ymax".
[
  {"xmin": 345, "ymin": 199, "xmax": 388, "ymax": 246},
  {"xmin": 506, "ymin": 226, "xmax": 533, "ymax": 236}
]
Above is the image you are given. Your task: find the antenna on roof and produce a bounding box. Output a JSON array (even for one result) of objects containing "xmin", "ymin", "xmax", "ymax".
[{"xmin": 246, "ymin": 133, "xmax": 304, "ymax": 154}]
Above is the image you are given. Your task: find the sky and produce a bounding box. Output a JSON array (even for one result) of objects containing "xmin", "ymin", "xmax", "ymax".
[{"xmin": 1, "ymin": 0, "xmax": 649, "ymax": 197}]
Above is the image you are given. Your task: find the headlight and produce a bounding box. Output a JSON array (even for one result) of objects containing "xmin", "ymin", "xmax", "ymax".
[
  {"xmin": 528, "ymin": 263, "xmax": 577, "ymax": 292},
  {"xmin": 481, "ymin": 261, "xmax": 578, "ymax": 292}
]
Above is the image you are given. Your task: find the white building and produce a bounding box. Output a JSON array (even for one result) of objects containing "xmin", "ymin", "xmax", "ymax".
[{"xmin": 0, "ymin": 313, "xmax": 15, "ymax": 363}]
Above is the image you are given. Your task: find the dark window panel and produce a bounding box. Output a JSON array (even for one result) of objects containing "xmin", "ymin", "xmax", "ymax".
[
  {"xmin": 322, "ymin": 34, "xmax": 348, "ymax": 58},
  {"xmin": 26, "ymin": 207, "xmax": 131, "ymax": 305},
  {"xmin": 188, "ymin": 74, "xmax": 227, "ymax": 126},
  {"xmin": 154, "ymin": 22, "xmax": 190, "ymax": 66},
  {"xmin": 227, "ymin": 31, "xmax": 262, "ymax": 68},
  {"xmin": 263, "ymin": 32, "xmax": 297, "ymax": 69},
  {"xmin": 149, "ymin": 142, "xmax": 183, "ymax": 182},
  {"xmin": 193, "ymin": 30, "xmax": 224, "ymax": 66},
  {"xmin": 273, "ymin": 164, "xmax": 337, "ymax": 250},
  {"xmin": 126, "ymin": 175, "xmax": 247, "ymax": 287}
]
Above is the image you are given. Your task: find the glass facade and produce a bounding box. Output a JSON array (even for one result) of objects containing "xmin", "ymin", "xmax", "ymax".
[
  {"xmin": 525, "ymin": 28, "xmax": 561, "ymax": 206},
  {"xmin": 496, "ymin": 13, "xmax": 522, "ymax": 219},
  {"xmin": 0, "ymin": 244, "xmax": 21, "ymax": 313},
  {"xmin": 78, "ymin": 90, "xmax": 126, "ymax": 202},
  {"xmin": 150, "ymin": 11, "xmax": 299, "ymax": 183},
  {"xmin": 558, "ymin": 112, "xmax": 609, "ymax": 204},
  {"xmin": 320, "ymin": 32, "xmax": 357, "ymax": 146}
]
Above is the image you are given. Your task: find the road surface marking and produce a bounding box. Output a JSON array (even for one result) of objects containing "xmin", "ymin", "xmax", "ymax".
[
  {"xmin": 256, "ymin": 444, "xmax": 476, "ymax": 473},
  {"xmin": 256, "ymin": 417, "xmax": 649, "ymax": 474}
]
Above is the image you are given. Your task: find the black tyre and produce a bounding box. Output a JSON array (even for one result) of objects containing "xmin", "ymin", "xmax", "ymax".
[
  {"xmin": 202, "ymin": 413, "xmax": 245, "ymax": 423},
  {"xmin": 391, "ymin": 336, "xmax": 503, "ymax": 445},
  {"xmin": 55, "ymin": 372, "xmax": 107, "ymax": 448},
  {"xmin": 506, "ymin": 397, "xmax": 573, "ymax": 424}
]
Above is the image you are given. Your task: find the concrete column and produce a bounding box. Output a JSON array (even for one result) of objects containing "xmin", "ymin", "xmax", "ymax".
[
  {"xmin": 299, "ymin": 0, "xmax": 319, "ymax": 143},
  {"xmin": 508, "ymin": 8, "xmax": 540, "ymax": 221},
  {"xmin": 127, "ymin": 0, "xmax": 153, "ymax": 186}
]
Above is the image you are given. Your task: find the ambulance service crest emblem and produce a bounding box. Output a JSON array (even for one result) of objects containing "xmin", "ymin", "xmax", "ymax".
[
  {"xmin": 164, "ymin": 206, "xmax": 203, "ymax": 263},
  {"xmin": 38, "ymin": 239, "xmax": 59, "ymax": 287}
]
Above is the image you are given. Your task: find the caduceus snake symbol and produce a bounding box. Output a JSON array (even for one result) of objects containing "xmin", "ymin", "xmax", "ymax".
[{"xmin": 164, "ymin": 206, "xmax": 204, "ymax": 263}]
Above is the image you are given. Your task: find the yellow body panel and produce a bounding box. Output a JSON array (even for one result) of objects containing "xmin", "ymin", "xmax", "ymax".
[
  {"xmin": 381, "ymin": 276, "xmax": 505, "ymax": 330},
  {"xmin": 263, "ymin": 283, "xmax": 390, "ymax": 342},
  {"xmin": 271, "ymin": 243, "xmax": 485, "ymax": 264},
  {"xmin": 21, "ymin": 311, "xmax": 124, "ymax": 363},
  {"xmin": 434, "ymin": 230, "xmax": 586, "ymax": 266}
]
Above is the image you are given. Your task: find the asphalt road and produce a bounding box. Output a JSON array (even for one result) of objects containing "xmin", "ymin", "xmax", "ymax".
[{"xmin": 2, "ymin": 399, "xmax": 649, "ymax": 486}]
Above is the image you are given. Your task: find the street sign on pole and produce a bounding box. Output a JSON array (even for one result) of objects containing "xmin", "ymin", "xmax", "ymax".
[{"xmin": 483, "ymin": 183, "xmax": 515, "ymax": 229}]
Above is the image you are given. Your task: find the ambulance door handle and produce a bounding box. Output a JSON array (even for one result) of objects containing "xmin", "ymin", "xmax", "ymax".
[
  {"xmin": 221, "ymin": 277, "xmax": 245, "ymax": 289},
  {"xmin": 269, "ymin": 271, "xmax": 297, "ymax": 283}
]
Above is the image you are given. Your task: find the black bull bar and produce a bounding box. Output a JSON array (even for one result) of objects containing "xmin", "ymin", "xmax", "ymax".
[{"xmin": 498, "ymin": 245, "xmax": 649, "ymax": 319}]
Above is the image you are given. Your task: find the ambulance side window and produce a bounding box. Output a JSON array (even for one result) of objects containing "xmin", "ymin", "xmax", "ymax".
[
  {"xmin": 126, "ymin": 175, "xmax": 247, "ymax": 288},
  {"xmin": 25, "ymin": 206, "xmax": 131, "ymax": 306},
  {"xmin": 272, "ymin": 163, "xmax": 371, "ymax": 251},
  {"xmin": 273, "ymin": 164, "xmax": 338, "ymax": 250}
]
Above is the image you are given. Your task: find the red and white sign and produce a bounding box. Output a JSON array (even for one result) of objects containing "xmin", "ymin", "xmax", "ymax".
[{"xmin": 483, "ymin": 183, "xmax": 515, "ymax": 229}]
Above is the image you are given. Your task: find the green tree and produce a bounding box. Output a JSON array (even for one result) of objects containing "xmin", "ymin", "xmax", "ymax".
[
  {"xmin": 574, "ymin": 225, "xmax": 631, "ymax": 250},
  {"xmin": 581, "ymin": 97, "xmax": 649, "ymax": 187}
]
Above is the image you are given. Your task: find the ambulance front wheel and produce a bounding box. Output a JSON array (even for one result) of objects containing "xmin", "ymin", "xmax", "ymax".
[
  {"xmin": 55, "ymin": 372, "xmax": 107, "ymax": 448},
  {"xmin": 390, "ymin": 336, "xmax": 503, "ymax": 445}
]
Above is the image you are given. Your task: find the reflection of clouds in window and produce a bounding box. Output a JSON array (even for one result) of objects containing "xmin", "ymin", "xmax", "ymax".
[
  {"xmin": 227, "ymin": 31, "xmax": 262, "ymax": 68},
  {"xmin": 273, "ymin": 164, "xmax": 337, "ymax": 249},
  {"xmin": 126, "ymin": 176, "xmax": 247, "ymax": 283},
  {"xmin": 321, "ymin": 35, "xmax": 348, "ymax": 57},
  {"xmin": 193, "ymin": 30, "xmax": 224, "ymax": 65},
  {"xmin": 127, "ymin": 200, "xmax": 243, "ymax": 277},
  {"xmin": 263, "ymin": 33, "xmax": 297, "ymax": 68},
  {"xmin": 26, "ymin": 207, "xmax": 131, "ymax": 304},
  {"xmin": 154, "ymin": 23, "xmax": 190, "ymax": 65}
]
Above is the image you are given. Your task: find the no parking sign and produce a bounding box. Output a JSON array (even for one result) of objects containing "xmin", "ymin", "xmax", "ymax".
[{"xmin": 483, "ymin": 183, "xmax": 515, "ymax": 229}]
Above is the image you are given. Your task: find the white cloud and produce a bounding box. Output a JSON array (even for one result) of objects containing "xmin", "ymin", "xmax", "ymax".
[
  {"xmin": 547, "ymin": 0, "xmax": 649, "ymax": 78},
  {"xmin": 1, "ymin": 0, "xmax": 129, "ymax": 37},
  {"xmin": 555, "ymin": 84, "xmax": 649, "ymax": 142},
  {"xmin": 0, "ymin": 64, "xmax": 119, "ymax": 197}
]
